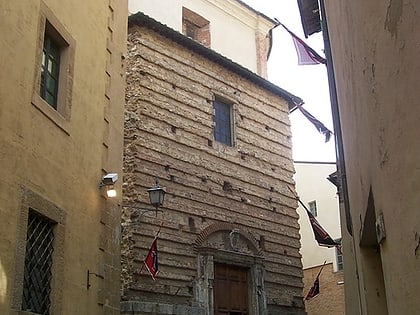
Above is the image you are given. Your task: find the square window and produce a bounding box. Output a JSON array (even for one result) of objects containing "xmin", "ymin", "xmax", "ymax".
[
  {"xmin": 22, "ymin": 210, "xmax": 56, "ymax": 314},
  {"xmin": 213, "ymin": 99, "xmax": 233, "ymax": 146},
  {"xmin": 308, "ymin": 200, "xmax": 317, "ymax": 217}
]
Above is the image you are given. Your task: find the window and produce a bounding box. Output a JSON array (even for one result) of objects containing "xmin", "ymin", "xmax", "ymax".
[
  {"xmin": 308, "ymin": 200, "xmax": 317, "ymax": 217},
  {"xmin": 335, "ymin": 240, "xmax": 344, "ymax": 271},
  {"xmin": 213, "ymin": 98, "xmax": 233, "ymax": 146},
  {"xmin": 40, "ymin": 32, "xmax": 61, "ymax": 109},
  {"xmin": 182, "ymin": 7, "xmax": 211, "ymax": 47},
  {"xmin": 22, "ymin": 210, "xmax": 56, "ymax": 314},
  {"xmin": 32, "ymin": 4, "xmax": 75, "ymax": 131}
]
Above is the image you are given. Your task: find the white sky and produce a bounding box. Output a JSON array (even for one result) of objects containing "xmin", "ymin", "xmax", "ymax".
[{"xmin": 241, "ymin": 0, "xmax": 336, "ymax": 162}]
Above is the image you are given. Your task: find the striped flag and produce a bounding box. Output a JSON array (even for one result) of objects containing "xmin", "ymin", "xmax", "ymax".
[
  {"xmin": 305, "ymin": 275, "xmax": 320, "ymax": 300},
  {"xmin": 305, "ymin": 261, "xmax": 326, "ymax": 301},
  {"xmin": 274, "ymin": 19, "xmax": 326, "ymax": 65},
  {"xmin": 306, "ymin": 209, "xmax": 339, "ymax": 247}
]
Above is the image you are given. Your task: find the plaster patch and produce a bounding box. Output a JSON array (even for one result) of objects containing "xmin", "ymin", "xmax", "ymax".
[{"xmin": 384, "ymin": 0, "xmax": 403, "ymax": 36}]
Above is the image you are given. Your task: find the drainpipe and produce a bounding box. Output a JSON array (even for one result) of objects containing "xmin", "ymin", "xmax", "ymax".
[
  {"xmin": 318, "ymin": 0, "xmax": 353, "ymax": 236},
  {"xmin": 319, "ymin": 1, "xmax": 364, "ymax": 314}
]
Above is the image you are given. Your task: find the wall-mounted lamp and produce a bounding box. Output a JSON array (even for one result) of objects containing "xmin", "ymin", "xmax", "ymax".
[
  {"xmin": 121, "ymin": 177, "xmax": 166, "ymax": 224},
  {"xmin": 99, "ymin": 173, "xmax": 118, "ymax": 198},
  {"xmin": 147, "ymin": 178, "xmax": 166, "ymax": 212}
]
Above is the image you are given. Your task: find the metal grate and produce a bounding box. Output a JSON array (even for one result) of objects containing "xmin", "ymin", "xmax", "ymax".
[{"xmin": 22, "ymin": 210, "xmax": 55, "ymax": 315}]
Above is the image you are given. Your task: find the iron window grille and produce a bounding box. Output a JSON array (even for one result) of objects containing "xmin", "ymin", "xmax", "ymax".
[
  {"xmin": 213, "ymin": 99, "xmax": 233, "ymax": 146},
  {"xmin": 22, "ymin": 210, "xmax": 55, "ymax": 315}
]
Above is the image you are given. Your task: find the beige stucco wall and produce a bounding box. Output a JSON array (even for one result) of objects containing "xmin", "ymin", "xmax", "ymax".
[
  {"xmin": 295, "ymin": 162, "xmax": 344, "ymax": 315},
  {"xmin": 324, "ymin": 0, "xmax": 420, "ymax": 314},
  {"xmin": 0, "ymin": 0, "xmax": 126, "ymax": 314},
  {"xmin": 128, "ymin": 0, "xmax": 274, "ymax": 77},
  {"xmin": 294, "ymin": 162, "xmax": 341, "ymax": 269}
]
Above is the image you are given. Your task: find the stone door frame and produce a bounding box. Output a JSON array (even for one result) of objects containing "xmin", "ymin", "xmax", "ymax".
[{"xmin": 193, "ymin": 223, "xmax": 267, "ymax": 315}]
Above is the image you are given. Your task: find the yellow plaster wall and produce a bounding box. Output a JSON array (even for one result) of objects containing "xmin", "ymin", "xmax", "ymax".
[
  {"xmin": 0, "ymin": 0, "xmax": 127, "ymax": 314},
  {"xmin": 324, "ymin": 0, "xmax": 420, "ymax": 314}
]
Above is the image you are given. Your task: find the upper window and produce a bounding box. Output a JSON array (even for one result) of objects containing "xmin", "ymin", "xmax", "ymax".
[
  {"xmin": 32, "ymin": 5, "xmax": 75, "ymax": 131},
  {"xmin": 308, "ymin": 200, "xmax": 317, "ymax": 217},
  {"xmin": 40, "ymin": 32, "xmax": 61, "ymax": 109},
  {"xmin": 22, "ymin": 209, "xmax": 56, "ymax": 314},
  {"xmin": 182, "ymin": 7, "xmax": 211, "ymax": 47},
  {"xmin": 213, "ymin": 98, "xmax": 233, "ymax": 146}
]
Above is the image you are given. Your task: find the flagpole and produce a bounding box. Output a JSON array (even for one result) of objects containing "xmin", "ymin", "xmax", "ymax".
[
  {"xmin": 287, "ymin": 185, "xmax": 312, "ymax": 213},
  {"xmin": 304, "ymin": 261, "xmax": 327, "ymax": 301},
  {"xmin": 316, "ymin": 260, "xmax": 327, "ymax": 279},
  {"xmin": 288, "ymin": 186, "xmax": 339, "ymax": 247}
]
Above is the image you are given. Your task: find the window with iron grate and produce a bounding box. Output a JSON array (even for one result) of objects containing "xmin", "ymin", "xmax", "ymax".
[{"xmin": 22, "ymin": 209, "xmax": 56, "ymax": 315}]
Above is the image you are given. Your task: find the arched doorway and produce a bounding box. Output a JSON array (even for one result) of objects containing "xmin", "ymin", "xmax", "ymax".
[{"xmin": 193, "ymin": 222, "xmax": 266, "ymax": 315}]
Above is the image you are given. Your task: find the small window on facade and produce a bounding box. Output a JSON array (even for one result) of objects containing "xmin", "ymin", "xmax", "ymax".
[
  {"xmin": 182, "ymin": 7, "xmax": 211, "ymax": 47},
  {"xmin": 22, "ymin": 210, "xmax": 56, "ymax": 314},
  {"xmin": 213, "ymin": 98, "xmax": 233, "ymax": 146},
  {"xmin": 32, "ymin": 14, "xmax": 75, "ymax": 124},
  {"xmin": 308, "ymin": 200, "xmax": 317, "ymax": 217},
  {"xmin": 40, "ymin": 32, "xmax": 61, "ymax": 109},
  {"xmin": 335, "ymin": 240, "xmax": 344, "ymax": 271}
]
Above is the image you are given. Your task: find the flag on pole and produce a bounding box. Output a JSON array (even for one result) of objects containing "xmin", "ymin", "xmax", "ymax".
[
  {"xmin": 287, "ymin": 186, "xmax": 338, "ymax": 247},
  {"xmin": 274, "ymin": 19, "xmax": 326, "ymax": 65},
  {"xmin": 306, "ymin": 209, "xmax": 339, "ymax": 247},
  {"xmin": 144, "ymin": 237, "xmax": 159, "ymax": 280},
  {"xmin": 292, "ymin": 98, "xmax": 333, "ymax": 142},
  {"xmin": 305, "ymin": 275, "xmax": 320, "ymax": 300},
  {"xmin": 305, "ymin": 261, "xmax": 326, "ymax": 301}
]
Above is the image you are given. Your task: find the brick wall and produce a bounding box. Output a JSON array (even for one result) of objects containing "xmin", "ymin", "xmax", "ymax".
[{"xmin": 303, "ymin": 263, "xmax": 345, "ymax": 315}]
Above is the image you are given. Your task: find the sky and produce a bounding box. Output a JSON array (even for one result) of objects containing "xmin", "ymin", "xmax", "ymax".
[{"xmin": 241, "ymin": 0, "xmax": 336, "ymax": 162}]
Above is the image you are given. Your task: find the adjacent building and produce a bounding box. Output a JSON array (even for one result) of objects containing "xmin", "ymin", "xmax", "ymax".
[
  {"xmin": 0, "ymin": 0, "xmax": 127, "ymax": 314},
  {"xmin": 294, "ymin": 162, "xmax": 344, "ymax": 315},
  {"xmin": 298, "ymin": 0, "xmax": 420, "ymax": 314},
  {"xmin": 121, "ymin": 5, "xmax": 306, "ymax": 315},
  {"xmin": 128, "ymin": 0, "xmax": 274, "ymax": 78}
]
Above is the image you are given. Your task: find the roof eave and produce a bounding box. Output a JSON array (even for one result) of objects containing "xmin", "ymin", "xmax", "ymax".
[{"xmin": 128, "ymin": 12, "xmax": 302, "ymax": 111}]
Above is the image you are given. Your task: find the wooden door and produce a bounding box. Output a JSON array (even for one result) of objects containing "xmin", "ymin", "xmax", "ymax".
[{"xmin": 214, "ymin": 263, "xmax": 249, "ymax": 315}]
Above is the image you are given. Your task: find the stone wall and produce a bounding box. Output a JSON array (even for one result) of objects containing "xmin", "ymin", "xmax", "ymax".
[{"xmin": 122, "ymin": 20, "xmax": 305, "ymax": 315}]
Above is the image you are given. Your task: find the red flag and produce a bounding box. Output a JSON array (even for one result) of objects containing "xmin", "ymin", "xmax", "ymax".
[
  {"xmin": 305, "ymin": 275, "xmax": 320, "ymax": 300},
  {"xmin": 305, "ymin": 261, "xmax": 326, "ymax": 301},
  {"xmin": 306, "ymin": 209, "xmax": 339, "ymax": 247},
  {"xmin": 144, "ymin": 238, "xmax": 159, "ymax": 280},
  {"xmin": 275, "ymin": 19, "xmax": 326, "ymax": 65}
]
